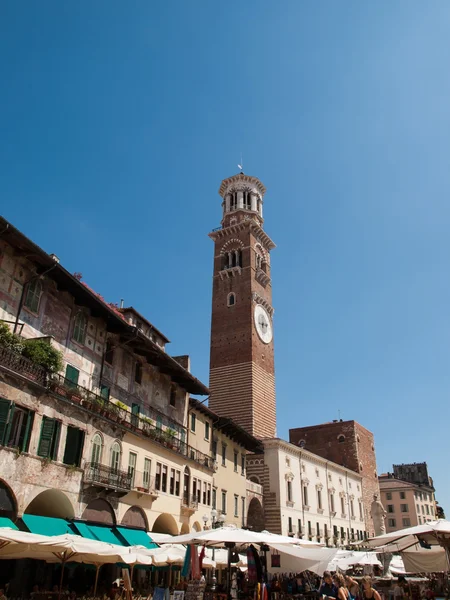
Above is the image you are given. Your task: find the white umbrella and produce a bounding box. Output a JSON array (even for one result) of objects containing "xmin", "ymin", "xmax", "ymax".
[
  {"xmin": 259, "ymin": 530, "xmax": 322, "ymax": 548},
  {"xmin": 157, "ymin": 526, "xmax": 313, "ymax": 547},
  {"xmin": 268, "ymin": 544, "xmax": 338, "ymax": 576},
  {"xmin": 146, "ymin": 545, "xmax": 215, "ymax": 568}
]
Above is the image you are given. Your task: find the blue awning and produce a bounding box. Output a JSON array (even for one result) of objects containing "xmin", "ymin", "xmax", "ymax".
[
  {"xmin": 72, "ymin": 522, "xmax": 125, "ymax": 545},
  {"xmin": 0, "ymin": 517, "xmax": 18, "ymax": 530},
  {"xmin": 22, "ymin": 515, "xmax": 75, "ymax": 536},
  {"xmin": 115, "ymin": 526, "xmax": 157, "ymax": 549}
]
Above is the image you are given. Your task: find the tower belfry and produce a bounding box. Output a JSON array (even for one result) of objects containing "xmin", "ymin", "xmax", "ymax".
[{"xmin": 208, "ymin": 173, "xmax": 276, "ymax": 438}]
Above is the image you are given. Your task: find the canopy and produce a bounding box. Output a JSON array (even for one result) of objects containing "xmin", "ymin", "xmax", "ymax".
[
  {"xmin": 0, "ymin": 518, "xmax": 18, "ymax": 530},
  {"xmin": 401, "ymin": 547, "xmax": 448, "ymax": 574},
  {"xmin": 157, "ymin": 526, "xmax": 319, "ymax": 547},
  {"xmin": 115, "ymin": 527, "xmax": 157, "ymax": 549},
  {"xmin": 327, "ymin": 550, "xmax": 382, "ymax": 571},
  {"xmin": 367, "ymin": 520, "xmax": 450, "ymax": 552},
  {"xmin": 22, "ymin": 515, "xmax": 74, "ymax": 536},
  {"xmin": 145, "ymin": 544, "xmax": 215, "ymax": 568},
  {"xmin": 267, "ymin": 544, "xmax": 338, "ymax": 576}
]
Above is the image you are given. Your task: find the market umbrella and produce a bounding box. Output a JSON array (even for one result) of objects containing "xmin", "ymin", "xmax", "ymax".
[{"xmin": 267, "ymin": 544, "xmax": 338, "ymax": 576}]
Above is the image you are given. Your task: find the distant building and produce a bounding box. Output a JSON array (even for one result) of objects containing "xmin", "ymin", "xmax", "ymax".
[
  {"xmin": 289, "ymin": 420, "xmax": 380, "ymax": 536},
  {"xmin": 379, "ymin": 463, "xmax": 439, "ymax": 532}
]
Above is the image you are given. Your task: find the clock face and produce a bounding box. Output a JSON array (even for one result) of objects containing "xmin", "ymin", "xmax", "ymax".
[{"xmin": 254, "ymin": 304, "xmax": 273, "ymax": 344}]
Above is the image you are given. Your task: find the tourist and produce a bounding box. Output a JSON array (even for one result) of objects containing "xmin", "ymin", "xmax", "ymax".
[
  {"xmin": 361, "ymin": 576, "xmax": 381, "ymax": 600},
  {"xmin": 346, "ymin": 576, "xmax": 360, "ymax": 600},
  {"xmin": 333, "ymin": 573, "xmax": 351, "ymax": 600},
  {"xmin": 320, "ymin": 571, "xmax": 337, "ymax": 598}
]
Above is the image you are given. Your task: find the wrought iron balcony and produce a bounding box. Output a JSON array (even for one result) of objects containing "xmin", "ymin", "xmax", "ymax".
[
  {"xmin": 84, "ymin": 462, "xmax": 132, "ymax": 494},
  {"xmin": 0, "ymin": 345, "xmax": 47, "ymax": 386},
  {"xmin": 133, "ymin": 472, "xmax": 158, "ymax": 497}
]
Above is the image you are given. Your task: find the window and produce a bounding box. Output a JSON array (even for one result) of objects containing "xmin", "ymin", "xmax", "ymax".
[
  {"xmin": 205, "ymin": 421, "xmax": 210, "ymax": 441},
  {"xmin": 330, "ymin": 493, "xmax": 335, "ymax": 513},
  {"xmin": 298, "ymin": 519, "xmax": 302, "ymax": 536},
  {"xmin": 162, "ymin": 465, "xmax": 168, "ymax": 493},
  {"xmin": 155, "ymin": 463, "xmax": 162, "ymax": 490},
  {"xmin": 386, "ymin": 492, "xmax": 392, "ymax": 500},
  {"xmin": 241, "ymin": 454, "xmax": 245, "ymax": 475},
  {"xmin": 402, "ymin": 518, "xmax": 411, "ymax": 527},
  {"xmin": 0, "ymin": 400, "xmax": 34, "ymax": 453},
  {"xmin": 24, "ymin": 279, "xmax": 42, "ymax": 313},
  {"xmin": 175, "ymin": 470, "xmax": 181, "ymax": 496},
  {"xmin": 170, "ymin": 468, "xmax": 175, "ymax": 495},
  {"xmin": 234, "ymin": 451, "xmax": 238, "ymax": 472},
  {"xmin": 387, "ymin": 505, "xmax": 394, "ymax": 513},
  {"xmin": 221, "ymin": 490, "xmax": 227, "ymax": 514},
  {"xmin": 65, "ymin": 364, "xmax": 79, "ymax": 386},
  {"xmin": 317, "ymin": 489, "xmax": 322, "ymax": 510},
  {"xmin": 212, "ymin": 439, "xmax": 217, "ymax": 460},
  {"xmin": 234, "ymin": 495, "xmax": 239, "ymax": 517},
  {"xmin": 288, "ymin": 517, "xmax": 293, "ymax": 534},
  {"xmin": 287, "ymin": 480, "xmax": 293, "ymax": 503},
  {"xmin": 400, "ymin": 491, "xmax": 406, "ymax": 499},
  {"xmin": 341, "ymin": 496, "xmax": 346, "ymax": 515},
  {"xmin": 303, "ymin": 485, "xmax": 308, "ymax": 506},
  {"xmin": 104, "ymin": 341, "xmax": 114, "ymax": 365},
  {"xmin": 143, "ymin": 458, "xmax": 151, "ymax": 489},
  {"xmin": 308, "ymin": 521, "xmax": 312, "ymax": 536},
  {"xmin": 128, "ymin": 452, "xmax": 137, "ymax": 486},
  {"xmin": 100, "ymin": 385, "xmax": 110, "ymax": 400},
  {"xmin": 359, "ymin": 501, "xmax": 363, "ymax": 520},
  {"xmin": 316, "ymin": 522, "xmax": 320, "ymax": 537},
  {"xmin": 190, "ymin": 413, "xmax": 196, "ymax": 432},
  {"xmin": 110, "ymin": 441, "xmax": 121, "ymax": 471},
  {"xmin": 212, "ymin": 487, "xmax": 217, "ymax": 510},
  {"xmin": 170, "ymin": 386, "xmax": 176, "ymax": 407},
  {"xmin": 197, "ymin": 480, "xmax": 201, "ymax": 503},
  {"xmin": 37, "ymin": 417, "xmax": 61, "ymax": 460},
  {"xmin": 418, "ymin": 516, "xmax": 422, "ymax": 524},
  {"xmin": 227, "ymin": 293, "xmax": 236, "ymax": 307},
  {"xmin": 338, "ymin": 435, "xmax": 345, "ymax": 444},
  {"xmin": 400, "ymin": 504, "xmax": 409, "ymax": 513},
  {"xmin": 203, "ymin": 484, "xmax": 207, "ymax": 505},
  {"xmin": 426, "ymin": 504, "xmax": 430, "ymax": 515},
  {"xmin": 72, "ymin": 312, "xmax": 87, "ymax": 345},
  {"xmin": 63, "ymin": 426, "xmax": 84, "ymax": 467},
  {"xmin": 222, "ymin": 443, "xmax": 226, "ymax": 466},
  {"xmin": 91, "ymin": 433, "xmax": 103, "ymax": 464},
  {"xmin": 421, "ymin": 505, "xmax": 425, "ymax": 514},
  {"xmin": 350, "ymin": 499, "xmax": 355, "ymax": 518},
  {"xmin": 207, "ymin": 484, "xmax": 211, "ymax": 505},
  {"xmin": 134, "ymin": 362, "xmax": 142, "ymax": 384}
]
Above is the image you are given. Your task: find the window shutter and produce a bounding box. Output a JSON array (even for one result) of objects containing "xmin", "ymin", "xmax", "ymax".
[
  {"xmin": 65, "ymin": 365, "xmax": 79, "ymax": 387},
  {"xmin": 63, "ymin": 426, "xmax": 77, "ymax": 465},
  {"xmin": 21, "ymin": 411, "xmax": 34, "ymax": 452},
  {"xmin": 0, "ymin": 399, "xmax": 13, "ymax": 446},
  {"xmin": 52, "ymin": 421, "xmax": 61, "ymax": 460},
  {"xmin": 38, "ymin": 417, "xmax": 55, "ymax": 458},
  {"xmin": 75, "ymin": 430, "xmax": 85, "ymax": 467}
]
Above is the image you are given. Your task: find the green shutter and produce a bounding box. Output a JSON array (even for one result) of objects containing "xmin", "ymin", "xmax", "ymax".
[
  {"xmin": 38, "ymin": 417, "xmax": 55, "ymax": 458},
  {"xmin": 22, "ymin": 411, "xmax": 34, "ymax": 452},
  {"xmin": 51, "ymin": 421, "xmax": 61, "ymax": 460},
  {"xmin": 0, "ymin": 399, "xmax": 13, "ymax": 446},
  {"xmin": 100, "ymin": 385, "xmax": 110, "ymax": 400},
  {"xmin": 76, "ymin": 430, "xmax": 85, "ymax": 467},
  {"xmin": 65, "ymin": 365, "xmax": 79, "ymax": 387}
]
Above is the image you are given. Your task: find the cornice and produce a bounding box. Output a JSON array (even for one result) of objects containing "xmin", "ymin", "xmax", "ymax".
[
  {"xmin": 209, "ymin": 220, "xmax": 276, "ymax": 251},
  {"xmin": 219, "ymin": 174, "xmax": 266, "ymax": 198}
]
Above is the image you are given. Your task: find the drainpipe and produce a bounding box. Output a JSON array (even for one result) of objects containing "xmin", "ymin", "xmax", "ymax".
[{"xmin": 326, "ymin": 461, "xmax": 332, "ymax": 545}]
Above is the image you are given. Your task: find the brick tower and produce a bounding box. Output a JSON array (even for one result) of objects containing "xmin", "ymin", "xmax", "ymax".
[
  {"xmin": 289, "ymin": 420, "xmax": 380, "ymax": 536},
  {"xmin": 208, "ymin": 173, "xmax": 276, "ymax": 438}
]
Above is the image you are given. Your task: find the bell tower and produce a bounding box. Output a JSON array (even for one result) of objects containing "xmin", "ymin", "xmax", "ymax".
[{"xmin": 208, "ymin": 173, "xmax": 276, "ymax": 438}]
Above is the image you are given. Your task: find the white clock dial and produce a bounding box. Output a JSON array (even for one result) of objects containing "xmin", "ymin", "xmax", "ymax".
[{"xmin": 254, "ymin": 304, "xmax": 273, "ymax": 344}]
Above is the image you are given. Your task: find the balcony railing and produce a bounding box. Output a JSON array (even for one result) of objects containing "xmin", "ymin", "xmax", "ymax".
[
  {"xmin": 0, "ymin": 345, "xmax": 214, "ymax": 471},
  {"xmin": 0, "ymin": 346, "xmax": 47, "ymax": 386},
  {"xmin": 84, "ymin": 462, "xmax": 132, "ymax": 492},
  {"xmin": 246, "ymin": 480, "xmax": 263, "ymax": 495},
  {"xmin": 133, "ymin": 471, "xmax": 158, "ymax": 496}
]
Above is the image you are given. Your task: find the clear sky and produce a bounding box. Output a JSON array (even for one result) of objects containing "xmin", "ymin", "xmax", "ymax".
[{"xmin": 1, "ymin": 2, "xmax": 450, "ymax": 512}]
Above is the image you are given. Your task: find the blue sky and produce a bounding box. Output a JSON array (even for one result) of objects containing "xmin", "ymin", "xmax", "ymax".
[{"xmin": 1, "ymin": 2, "xmax": 450, "ymax": 511}]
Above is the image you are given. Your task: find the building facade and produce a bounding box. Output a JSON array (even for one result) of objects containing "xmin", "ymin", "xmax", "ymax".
[
  {"xmin": 208, "ymin": 173, "xmax": 276, "ymax": 439},
  {"xmin": 0, "ymin": 217, "xmax": 262, "ymax": 537},
  {"xmin": 246, "ymin": 439, "xmax": 366, "ymax": 545},
  {"xmin": 379, "ymin": 463, "xmax": 438, "ymax": 533},
  {"xmin": 289, "ymin": 420, "xmax": 380, "ymax": 537}
]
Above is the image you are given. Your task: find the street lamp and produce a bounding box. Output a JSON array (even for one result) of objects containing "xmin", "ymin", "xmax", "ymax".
[{"xmin": 202, "ymin": 514, "xmax": 209, "ymax": 530}]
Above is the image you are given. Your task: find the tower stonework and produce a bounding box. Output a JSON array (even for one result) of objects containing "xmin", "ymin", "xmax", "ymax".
[{"xmin": 208, "ymin": 173, "xmax": 276, "ymax": 439}]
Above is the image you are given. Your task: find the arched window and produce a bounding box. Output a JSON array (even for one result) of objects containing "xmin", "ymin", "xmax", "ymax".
[
  {"xmin": 24, "ymin": 279, "xmax": 42, "ymax": 314},
  {"xmin": 91, "ymin": 433, "xmax": 103, "ymax": 464},
  {"xmin": 73, "ymin": 312, "xmax": 87, "ymax": 345},
  {"xmin": 227, "ymin": 293, "xmax": 236, "ymax": 307},
  {"xmin": 338, "ymin": 435, "xmax": 345, "ymax": 444},
  {"xmin": 110, "ymin": 441, "xmax": 121, "ymax": 472}
]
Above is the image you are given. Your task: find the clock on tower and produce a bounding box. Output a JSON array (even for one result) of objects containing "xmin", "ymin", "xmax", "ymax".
[{"xmin": 208, "ymin": 173, "xmax": 276, "ymax": 439}]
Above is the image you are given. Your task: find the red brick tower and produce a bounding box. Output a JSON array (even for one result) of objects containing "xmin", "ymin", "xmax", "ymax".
[
  {"xmin": 208, "ymin": 173, "xmax": 276, "ymax": 438},
  {"xmin": 289, "ymin": 420, "xmax": 380, "ymax": 536}
]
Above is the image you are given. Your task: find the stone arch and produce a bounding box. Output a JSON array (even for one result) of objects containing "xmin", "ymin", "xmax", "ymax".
[
  {"xmin": 180, "ymin": 522, "xmax": 190, "ymax": 534},
  {"xmin": 191, "ymin": 521, "xmax": 201, "ymax": 532},
  {"xmin": 121, "ymin": 506, "xmax": 148, "ymax": 530},
  {"xmin": 249, "ymin": 476, "xmax": 260, "ymax": 485},
  {"xmin": 152, "ymin": 513, "xmax": 178, "ymax": 535},
  {"xmin": 81, "ymin": 498, "xmax": 116, "ymax": 525},
  {"xmin": 247, "ymin": 497, "xmax": 264, "ymax": 532},
  {"xmin": 25, "ymin": 489, "xmax": 75, "ymax": 519},
  {"xmin": 220, "ymin": 238, "xmax": 244, "ymax": 255},
  {"xmin": 0, "ymin": 479, "xmax": 17, "ymax": 520}
]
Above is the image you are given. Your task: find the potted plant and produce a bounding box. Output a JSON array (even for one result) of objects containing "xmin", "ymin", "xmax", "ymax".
[{"xmin": 164, "ymin": 428, "xmax": 177, "ymax": 449}]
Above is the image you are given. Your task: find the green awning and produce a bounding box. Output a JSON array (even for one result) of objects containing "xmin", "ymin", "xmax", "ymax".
[
  {"xmin": 115, "ymin": 526, "xmax": 157, "ymax": 549},
  {"xmin": 0, "ymin": 517, "xmax": 18, "ymax": 530},
  {"xmin": 72, "ymin": 522, "xmax": 124, "ymax": 545},
  {"xmin": 22, "ymin": 515, "xmax": 74, "ymax": 536}
]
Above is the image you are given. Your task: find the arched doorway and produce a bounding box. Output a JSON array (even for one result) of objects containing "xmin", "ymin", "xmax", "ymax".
[
  {"xmin": 183, "ymin": 467, "xmax": 190, "ymax": 505},
  {"xmin": 121, "ymin": 506, "xmax": 148, "ymax": 530},
  {"xmin": 25, "ymin": 490, "xmax": 75, "ymax": 519},
  {"xmin": 0, "ymin": 480, "xmax": 17, "ymax": 520},
  {"xmin": 152, "ymin": 513, "xmax": 178, "ymax": 535},
  {"xmin": 247, "ymin": 497, "xmax": 264, "ymax": 532},
  {"xmin": 81, "ymin": 498, "xmax": 115, "ymax": 525},
  {"xmin": 191, "ymin": 521, "xmax": 201, "ymax": 532}
]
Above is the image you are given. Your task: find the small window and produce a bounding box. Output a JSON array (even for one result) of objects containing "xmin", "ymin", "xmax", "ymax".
[
  {"xmin": 104, "ymin": 341, "xmax": 114, "ymax": 365},
  {"xmin": 110, "ymin": 441, "xmax": 121, "ymax": 471},
  {"xmin": 241, "ymin": 454, "xmax": 245, "ymax": 475},
  {"xmin": 399, "ymin": 491, "xmax": 406, "ymax": 499},
  {"xmin": 72, "ymin": 312, "xmax": 87, "ymax": 345},
  {"xmin": 212, "ymin": 439, "xmax": 217, "ymax": 460},
  {"xmin": 234, "ymin": 495, "xmax": 239, "ymax": 517},
  {"xmin": 155, "ymin": 462, "xmax": 162, "ymax": 490},
  {"xmin": 63, "ymin": 426, "xmax": 84, "ymax": 467},
  {"xmin": 386, "ymin": 492, "xmax": 392, "ymax": 500},
  {"xmin": 222, "ymin": 443, "xmax": 226, "ymax": 466},
  {"xmin": 65, "ymin": 364, "xmax": 79, "ymax": 386},
  {"xmin": 387, "ymin": 504, "xmax": 394, "ymax": 513},
  {"xmin": 234, "ymin": 451, "xmax": 238, "ymax": 472},
  {"xmin": 205, "ymin": 421, "xmax": 210, "ymax": 441},
  {"xmin": 190, "ymin": 413, "xmax": 196, "ymax": 432},
  {"xmin": 91, "ymin": 433, "xmax": 103, "ymax": 464},
  {"xmin": 128, "ymin": 452, "xmax": 137, "ymax": 486},
  {"xmin": 0, "ymin": 400, "xmax": 34, "ymax": 453},
  {"xmin": 170, "ymin": 386, "xmax": 176, "ymax": 407},
  {"xmin": 338, "ymin": 435, "xmax": 345, "ymax": 444},
  {"xmin": 134, "ymin": 362, "xmax": 142, "ymax": 384},
  {"xmin": 24, "ymin": 279, "xmax": 42, "ymax": 314},
  {"xmin": 38, "ymin": 417, "xmax": 61, "ymax": 460},
  {"xmin": 227, "ymin": 293, "xmax": 236, "ymax": 307},
  {"xmin": 400, "ymin": 503, "xmax": 409, "ymax": 513},
  {"xmin": 221, "ymin": 490, "xmax": 227, "ymax": 514},
  {"xmin": 212, "ymin": 488, "xmax": 217, "ymax": 509},
  {"xmin": 402, "ymin": 518, "xmax": 411, "ymax": 527}
]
